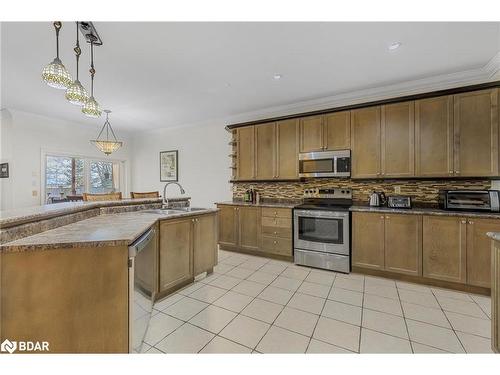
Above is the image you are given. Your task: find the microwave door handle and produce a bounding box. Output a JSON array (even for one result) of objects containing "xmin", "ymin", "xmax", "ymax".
[{"xmin": 333, "ymin": 156, "xmax": 337, "ymax": 174}]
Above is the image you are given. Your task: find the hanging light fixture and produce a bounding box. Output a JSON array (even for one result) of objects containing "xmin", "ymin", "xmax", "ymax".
[
  {"xmin": 65, "ymin": 22, "xmax": 89, "ymax": 106},
  {"xmin": 82, "ymin": 35, "xmax": 102, "ymax": 118},
  {"xmin": 41, "ymin": 21, "xmax": 73, "ymax": 89},
  {"xmin": 90, "ymin": 110, "xmax": 123, "ymax": 155}
]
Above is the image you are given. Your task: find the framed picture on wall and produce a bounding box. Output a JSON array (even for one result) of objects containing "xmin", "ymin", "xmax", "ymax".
[
  {"xmin": 0, "ymin": 163, "xmax": 9, "ymax": 178},
  {"xmin": 160, "ymin": 150, "xmax": 178, "ymax": 182}
]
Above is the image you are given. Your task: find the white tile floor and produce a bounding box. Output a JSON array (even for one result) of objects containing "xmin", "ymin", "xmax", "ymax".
[{"xmin": 142, "ymin": 249, "xmax": 494, "ymax": 354}]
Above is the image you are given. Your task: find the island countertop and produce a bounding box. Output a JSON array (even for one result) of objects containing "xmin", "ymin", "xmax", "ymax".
[
  {"xmin": 0, "ymin": 198, "xmax": 164, "ymax": 228},
  {"xmin": 0, "ymin": 208, "xmax": 217, "ymax": 253}
]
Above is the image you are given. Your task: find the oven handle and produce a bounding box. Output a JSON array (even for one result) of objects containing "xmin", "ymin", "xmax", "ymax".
[{"xmin": 294, "ymin": 209, "xmax": 349, "ymax": 218}]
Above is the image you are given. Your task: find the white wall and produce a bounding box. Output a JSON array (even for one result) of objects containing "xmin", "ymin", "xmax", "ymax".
[
  {"xmin": 131, "ymin": 121, "xmax": 232, "ymax": 209},
  {"xmin": 0, "ymin": 109, "xmax": 133, "ymax": 210}
]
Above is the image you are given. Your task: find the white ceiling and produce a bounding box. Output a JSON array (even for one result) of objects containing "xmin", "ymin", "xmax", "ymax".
[{"xmin": 2, "ymin": 22, "xmax": 500, "ymax": 133}]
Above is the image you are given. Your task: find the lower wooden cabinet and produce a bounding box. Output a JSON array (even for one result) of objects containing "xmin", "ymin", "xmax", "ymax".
[
  {"xmin": 193, "ymin": 214, "xmax": 218, "ymax": 276},
  {"xmin": 260, "ymin": 208, "xmax": 293, "ymax": 257},
  {"xmin": 352, "ymin": 212, "xmax": 422, "ymax": 276},
  {"xmin": 492, "ymin": 238, "xmax": 500, "ymax": 353},
  {"xmin": 238, "ymin": 206, "xmax": 262, "ymax": 251},
  {"xmin": 159, "ymin": 218, "xmax": 193, "ymax": 293},
  {"xmin": 466, "ymin": 218, "xmax": 498, "ymax": 288},
  {"xmin": 422, "ymin": 216, "xmax": 467, "ymax": 284},
  {"xmin": 218, "ymin": 205, "xmax": 238, "ymax": 247}
]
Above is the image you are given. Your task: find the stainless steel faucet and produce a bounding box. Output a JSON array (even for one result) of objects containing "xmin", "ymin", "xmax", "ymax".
[{"xmin": 163, "ymin": 182, "xmax": 186, "ymax": 207}]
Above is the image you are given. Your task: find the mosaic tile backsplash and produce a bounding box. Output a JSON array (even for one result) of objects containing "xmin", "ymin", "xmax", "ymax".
[{"xmin": 233, "ymin": 179, "xmax": 492, "ymax": 206}]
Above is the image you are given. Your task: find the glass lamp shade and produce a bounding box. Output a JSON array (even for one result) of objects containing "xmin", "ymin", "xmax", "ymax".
[
  {"xmin": 82, "ymin": 96, "xmax": 102, "ymax": 118},
  {"xmin": 41, "ymin": 58, "xmax": 73, "ymax": 89},
  {"xmin": 65, "ymin": 79, "xmax": 89, "ymax": 106},
  {"xmin": 90, "ymin": 140, "xmax": 123, "ymax": 155}
]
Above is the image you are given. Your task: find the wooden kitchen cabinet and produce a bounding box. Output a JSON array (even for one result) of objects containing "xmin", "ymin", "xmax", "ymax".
[
  {"xmin": 384, "ymin": 214, "xmax": 422, "ymax": 276},
  {"xmin": 237, "ymin": 126, "xmax": 255, "ymax": 180},
  {"xmin": 218, "ymin": 205, "xmax": 238, "ymax": 247},
  {"xmin": 299, "ymin": 115, "xmax": 324, "ymax": 152},
  {"xmin": 492, "ymin": 238, "xmax": 500, "ymax": 353},
  {"xmin": 238, "ymin": 206, "xmax": 261, "ymax": 252},
  {"xmin": 466, "ymin": 218, "xmax": 499, "ymax": 288},
  {"xmin": 423, "ymin": 216, "xmax": 467, "ymax": 284},
  {"xmin": 159, "ymin": 218, "xmax": 193, "ymax": 293},
  {"xmin": 415, "ymin": 95, "xmax": 454, "ymax": 177},
  {"xmin": 350, "ymin": 106, "xmax": 381, "ymax": 178},
  {"xmin": 324, "ymin": 111, "xmax": 351, "ymax": 150},
  {"xmin": 453, "ymin": 88, "xmax": 499, "ymax": 177},
  {"xmin": 193, "ymin": 214, "xmax": 218, "ymax": 276},
  {"xmin": 276, "ymin": 119, "xmax": 299, "ymax": 179},
  {"xmin": 260, "ymin": 207, "xmax": 293, "ymax": 257},
  {"xmin": 352, "ymin": 212, "xmax": 385, "ymax": 270},
  {"xmin": 255, "ymin": 123, "xmax": 276, "ymax": 180},
  {"xmin": 381, "ymin": 101, "xmax": 415, "ymax": 177}
]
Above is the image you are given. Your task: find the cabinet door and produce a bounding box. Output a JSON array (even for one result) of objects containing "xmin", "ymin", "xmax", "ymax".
[
  {"xmin": 351, "ymin": 107, "xmax": 381, "ymax": 178},
  {"xmin": 237, "ymin": 126, "xmax": 255, "ymax": 180},
  {"xmin": 238, "ymin": 206, "xmax": 261, "ymax": 252},
  {"xmin": 324, "ymin": 111, "xmax": 350, "ymax": 150},
  {"xmin": 384, "ymin": 214, "xmax": 422, "ymax": 276},
  {"xmin": 415, "ymin": 96, "xmax": 454, "ymax": 177},
  {"xmin": 217, "ymin": 205, "xmax": 238, "ymax": 247},
  {"xmin": 159, "ymin": 218, "xmax": 193, "ymax": 293},
  {"xmin": 255, "ymin": 123, "xmax": 276, "ymax": 180},
  {"xmin": 276, "ymin": 119, "xmax": 299, "ymax": 179},
  {"xmin": 492, "ymin": 240, "xmax": 500, "ymax": 353},
  {"xmin": 466, "ymin": 218, "xmax": 499, "ymax": 288},
  {"xmin": 423, "ymin": 216, "xmax": 467, "ymax": 284},
  {"xmin": 381, "ymin": 101, "xmax": 415, "ymax": 177},
  {"xmin": 194, "ymin": 214, "xmax": 217, "ymax": 276},
  {"xmin": 352, "ymin": 212, "xmax": 385, "ymax": 270},
  {"xmin": 299, "ymin": 115, "xmax": 324, "ymax": 152},
  {"xmin": 454, "ymin": 89, "xmax": 499, "ymax": 177}
]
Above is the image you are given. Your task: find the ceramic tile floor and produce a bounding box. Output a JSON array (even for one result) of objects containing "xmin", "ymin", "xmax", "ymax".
[{"xmin": 141, "ymin": 249, "xmax": 494, "ymax": 354}]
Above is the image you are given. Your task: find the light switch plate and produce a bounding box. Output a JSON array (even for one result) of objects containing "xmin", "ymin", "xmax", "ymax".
[{"xmin": 394, "ymin": 186, "xmax": 401, "ymax": 194}]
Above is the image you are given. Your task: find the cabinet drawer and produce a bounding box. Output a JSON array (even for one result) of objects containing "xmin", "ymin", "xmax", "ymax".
[
  {"xmin": 262, "ymin": 216, "xmax": 291, "ymax": 228},
  {"xmin": 261, "ymin": 236, "xmax": 292, "ymax": 256},
  {"xmin": 262, "ymin": 207, "xmax": 292, "ymax": 218},
  {"xmin": 262, "ymin": 225, "xmax": 292, "ymax": 238}
]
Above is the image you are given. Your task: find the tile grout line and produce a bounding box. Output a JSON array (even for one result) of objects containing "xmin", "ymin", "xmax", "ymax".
[
  {"xmin": 396, "ymin": 282, "xmax": 414, "ymax": 353},
  {"xmin": 357, "ymin": 275, "xmax": 366, "ymax": 353}
]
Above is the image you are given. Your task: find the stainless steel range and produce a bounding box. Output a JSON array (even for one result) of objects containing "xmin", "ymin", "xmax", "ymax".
[{"xmin": 293, "ymin": 188, "xmax": 352, "ymax": 273}]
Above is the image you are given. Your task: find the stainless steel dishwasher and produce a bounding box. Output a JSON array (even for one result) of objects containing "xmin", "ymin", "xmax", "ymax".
[{"xmin": 128, "ymin": 226, "xmax": 157, "ymax": 353}]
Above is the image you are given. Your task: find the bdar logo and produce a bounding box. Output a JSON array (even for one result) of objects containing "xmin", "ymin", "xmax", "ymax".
[{"xmin": 1, "ymin": 339, "xmax": 17, "ymax": 354}]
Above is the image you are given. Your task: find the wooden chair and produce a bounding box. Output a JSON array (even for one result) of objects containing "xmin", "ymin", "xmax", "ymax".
[
  {"xmin": 130, "ymin": 191, "xmax": 160, "ymax": 199},
  {"xmin": 82, "ymin": 192, "xmax": 122, "ymax": 201}
]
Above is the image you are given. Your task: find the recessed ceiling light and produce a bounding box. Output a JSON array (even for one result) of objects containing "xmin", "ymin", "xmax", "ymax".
[
  {"xmin": 273, "ymin": 74, "xmax": 282, "ymax": 80},
  {"xmin": 388, "ymin": 42, "xmax": 402, "ymax": 51}
]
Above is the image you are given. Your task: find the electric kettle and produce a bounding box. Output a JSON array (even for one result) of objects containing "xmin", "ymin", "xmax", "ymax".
[{"xmin": 369, "ymin": 191, "xmax": 386, "ymax": 207}]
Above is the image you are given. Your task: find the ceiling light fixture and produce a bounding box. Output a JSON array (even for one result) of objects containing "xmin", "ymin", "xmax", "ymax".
[
  {"xmin": 388, "ymin": 42, "xmax": 402, "ymax": 51},
  {"xmin": 273, "ymin": 74, "xmax": 282, "ymax": 80},
  {"xmin": 41, "ymin": 22, "xmax": 73, "ymax": 89},
  {"xmin": 82, "ymin": 35, "xmax": 102, "ymax": 118},
  {"xmin": 90, "ymin": 110, "xmax": 123, "ymax": 155},
  {"xmin": 65, "ymin": 22, "xmax": 89, "ymax": 106}
]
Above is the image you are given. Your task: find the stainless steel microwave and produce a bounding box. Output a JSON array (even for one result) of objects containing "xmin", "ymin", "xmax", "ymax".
[{"xmin": 299, "ymin": 150, "xmax": 351, "ymax": 178}]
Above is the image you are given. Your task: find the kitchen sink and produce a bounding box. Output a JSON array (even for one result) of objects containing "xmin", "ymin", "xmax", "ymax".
[
  {"xmin": 141, "ymin": 209, "xmax": 181, "ymax": 215},
  {"xmin": 171, "ymin": 207, "xmax": 206, "ymax": 212}
]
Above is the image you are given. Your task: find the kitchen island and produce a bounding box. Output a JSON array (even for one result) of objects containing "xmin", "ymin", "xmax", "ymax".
[
  {"xmin": 0, "ymin": 201, "xmax": 218, "ymax": 353},
  {"xmin": 488, "ymin": 232, "xmax": 500, "ymax": 353}
]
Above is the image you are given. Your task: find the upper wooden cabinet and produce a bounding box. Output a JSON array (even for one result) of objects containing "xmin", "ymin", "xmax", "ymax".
[
  {"xmin": 299, "ymin": 112, "xmax": 350, "ymax": 153},
  {"xmin": 415, "ymin": 95, "xmax": 454, "ymax": 177},
  {"xmin": 255, "ymin": 123, "xmax": 276, "ymax": 180},
  {"xmin": 422, "ymin": 215, "xmax": 467, "ymax": 284},
  {"xmin": 276, "ymin": 119, "xmax": 299, "ymax": 179},
  {"xmin": 454, "ymin": 88, "xmax": 499, "ymax": 177},
  {"xmin": 236, "ymin": 126, "xmax": 255, "ymax": 180},
  {"xmin": 381, "ymin": 101, "xmax": 415, "ymax": 178},
  {"xmin": 299, "ymin": 115, "xmax": 324, "ymax": 152},
  {"xmin": 351, "ymin": 107, "xmax": 381, "ymax": 178}
]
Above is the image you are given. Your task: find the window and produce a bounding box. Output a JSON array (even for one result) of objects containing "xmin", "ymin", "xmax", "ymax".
[{"xmin": 44, "ymin": 155, "xmax": 121, "ymax": 203}]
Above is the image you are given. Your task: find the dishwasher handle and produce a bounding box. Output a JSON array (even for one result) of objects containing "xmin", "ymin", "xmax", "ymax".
[{"xmin": 129, "ymin": 227, "xmax": 155, "ymax": 257}]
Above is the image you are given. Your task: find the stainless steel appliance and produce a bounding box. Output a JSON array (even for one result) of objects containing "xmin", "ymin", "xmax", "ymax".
[
  {"xmin": 439, "ymin": 190, "xmax": 500, "ymax": 212},
  {"xmin": 387, "ymin": 195, "xmax": 412, "ymax": 209},
  {"xmin": 369, "ymin": 191, "xmax": 386, "ymax": 207},
  {"xmin": 299, "ymin": 150, "xmax": 351, "ymax": 178},
  {"xmin": 128, "ymin": 227, "xmax": 157, "ymax": 353},
  {"xmin": 294, "ymin": 188, "xmax": 352, "ymax": 273}
]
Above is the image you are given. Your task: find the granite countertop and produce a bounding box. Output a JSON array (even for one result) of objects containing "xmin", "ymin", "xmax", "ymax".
[
  {"xmin": 487, "ymin": 232, "xmax": 500, "ymax": 241},
  {"xmin": 216, "ymin": 201, "xmax": 299, "ymax": 209},
  {"xmin": 0, "ymin": 208, "xmax": 217, "ymax": 253},
  {"xmin": 350, "ymin": 205, "xmax": 500, "ymax": 219},
  {"xmin": 0, "ymin": 198, "xmax": 163, "ymax": 228}
]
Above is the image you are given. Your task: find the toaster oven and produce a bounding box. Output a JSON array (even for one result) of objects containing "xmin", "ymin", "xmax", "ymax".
[{"xmin": 438, "ymin": 190, "xmax": 500, "ymax": 212}]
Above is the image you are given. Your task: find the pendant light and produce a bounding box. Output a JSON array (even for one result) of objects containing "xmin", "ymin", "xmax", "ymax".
[
  {"xmin": 90, "ymin": 110, "xmax": 123, "ymax": 155},
  {"xmin": 41, "ymin": 21, "xmax": 73, "ymax": 89},
  {"xmin": 65, "ymin": 22, "xmax": 89, "ymax": 106},
  {"xmin": 82, "ymin": 35, "xmax": 102, "ymax": 118}
]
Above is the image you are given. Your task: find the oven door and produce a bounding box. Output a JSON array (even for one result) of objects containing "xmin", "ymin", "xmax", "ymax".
[{"xmin": 294, "ymin": 209, "xmax": 349, "ymax": 255}]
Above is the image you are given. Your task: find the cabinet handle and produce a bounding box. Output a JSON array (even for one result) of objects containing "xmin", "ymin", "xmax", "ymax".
[
  {"xmin": 455, "ymin": 171, "xmax": 460, "ymax": 174},
  {"xmin": 468, "ymin": 220, "xmax": 474, "ymax": 225},
  {"xmin": 449, "ymin": 171, "xmax": 453, "ymax": 174},
  {"xmin": 380, "ymin": 216, "xmax": 384, "ymax": 219},
  {"xmin": 192, "ymin": 219, "xmax": 195, "ymax": 223},
  {"xmin": 273, "ymin": 241, "xmax": 277, "ymax": 244},
  {"xmin": 461, "ymin": 220, "xmax": 466, "ymax": 224},
  {"xmin": 385, "ymin": 216, "xmax": 389, "ymax": 219},
  {"xmin": 274, "ymin": 231, "xmax": 277, "ymax": 235}
]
